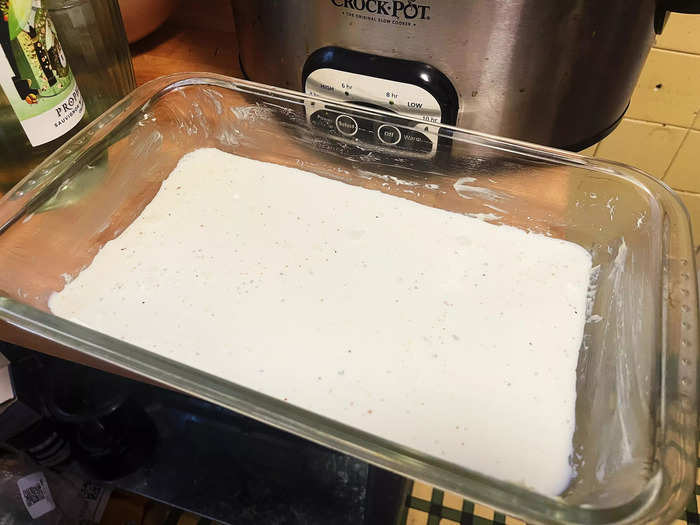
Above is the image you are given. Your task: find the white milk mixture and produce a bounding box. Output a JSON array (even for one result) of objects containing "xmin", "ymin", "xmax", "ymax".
[{"xmin": 49, "ymin": 148, "xmax": 592, "ymax": 496}]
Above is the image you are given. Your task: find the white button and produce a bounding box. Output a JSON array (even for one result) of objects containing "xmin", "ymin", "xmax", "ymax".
[
  {"xmin": 335, "ymin": 114, "xmax": 358, "ymax": 137},
  {"xmin": 377, "ymin": 124, "xmax": 401, "ymax": 145}
]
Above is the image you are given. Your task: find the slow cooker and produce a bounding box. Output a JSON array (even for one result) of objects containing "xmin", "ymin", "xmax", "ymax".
[{"xmin": 231, "ymin": 0, "xmax": 699, "ymax": 151}]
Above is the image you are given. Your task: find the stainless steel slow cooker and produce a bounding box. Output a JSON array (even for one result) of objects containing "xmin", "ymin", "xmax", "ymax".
[{"xmin": 231, "ymin": 0, "xmax": 699, "ymax": 151}]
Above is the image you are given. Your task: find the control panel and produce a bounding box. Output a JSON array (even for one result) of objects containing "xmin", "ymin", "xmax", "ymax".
[
  {"xmin": 305, "ymin": 103, "xmax": 436, "ymax": 157},
  {"xmin": 302, "ymin": 47, "xmax": 458, "ymax": 159}
]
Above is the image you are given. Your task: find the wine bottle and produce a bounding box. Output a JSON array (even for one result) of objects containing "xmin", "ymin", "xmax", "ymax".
[{"xmin": 0, "ymin": 0, "xmax": 134, "ymax": 193}]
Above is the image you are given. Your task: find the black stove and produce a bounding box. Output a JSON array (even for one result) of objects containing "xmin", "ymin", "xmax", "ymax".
[{"xmin": 0, "ymin": 343, "xmax": 409, "ymax": 524}]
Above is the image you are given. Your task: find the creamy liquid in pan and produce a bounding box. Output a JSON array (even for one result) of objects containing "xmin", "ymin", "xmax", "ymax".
[{"xmin": 49, "ymin": 148, "xmax": 592, "ymax": 496}]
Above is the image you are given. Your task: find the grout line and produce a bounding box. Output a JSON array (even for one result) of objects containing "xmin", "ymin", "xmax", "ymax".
[
  {"xmin": 661, "ymin": 126, "xmax": 692, "ymax": 180},
  {"xmin": 650, "ymin": 46, "xmax": 700, "ymax": 57},
  {"xmin": 622, "ymin": 116, "xmax": 690, "ymax": 130},
  {"xmin": 673, "ymin": 188, "xmax": 700, "ymax": 197}
]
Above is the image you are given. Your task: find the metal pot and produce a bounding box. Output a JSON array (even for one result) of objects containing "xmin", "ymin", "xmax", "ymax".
[{"xmin": 231, "ymin": 0, "xmax": 699, "ymax": 150}]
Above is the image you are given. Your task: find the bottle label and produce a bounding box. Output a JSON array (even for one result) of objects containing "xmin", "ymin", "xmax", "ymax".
[{"xmin": 0, "ymin": 0, "xmax": 85, "ymax": 146}]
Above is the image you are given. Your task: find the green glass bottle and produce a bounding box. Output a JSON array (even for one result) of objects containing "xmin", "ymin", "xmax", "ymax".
[{"xmin": 0, "ymin": 0, "xmax": 134, "ymax": 193}]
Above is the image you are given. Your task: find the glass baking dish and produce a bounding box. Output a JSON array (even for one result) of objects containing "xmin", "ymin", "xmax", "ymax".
[{"xmin": 0, "ymin": 73, "xmax": 697, "ymax": 524}]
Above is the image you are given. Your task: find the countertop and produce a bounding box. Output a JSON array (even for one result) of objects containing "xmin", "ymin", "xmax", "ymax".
[{"xmin": 129, "ymin": 0, "xmax": 242, "ymax": 87}]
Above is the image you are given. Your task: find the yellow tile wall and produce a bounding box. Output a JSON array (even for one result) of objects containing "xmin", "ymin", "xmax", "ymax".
[{"xmin": 588, "ymin": 13, "xmax": 700, "ymax": 246}]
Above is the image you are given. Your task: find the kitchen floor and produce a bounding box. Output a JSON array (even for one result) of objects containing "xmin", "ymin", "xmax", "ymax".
[
  {"xmin": 403, "ymin": 480, "xmax": 525, "ymax": 525},
  {"xmin": 400, "ymin": 464, "xmax": 700, "ymax": 525}
]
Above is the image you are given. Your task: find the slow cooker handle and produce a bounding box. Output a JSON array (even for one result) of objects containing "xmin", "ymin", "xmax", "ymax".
[{"xmin": 655, "ymin": 0, "xmax": 700, "ymax": 33}]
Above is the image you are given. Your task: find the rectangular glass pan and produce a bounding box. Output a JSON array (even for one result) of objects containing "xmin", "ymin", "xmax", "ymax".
[{"xmin": 0, "ymin": 73, "xmax": 697, "ymax": 524}]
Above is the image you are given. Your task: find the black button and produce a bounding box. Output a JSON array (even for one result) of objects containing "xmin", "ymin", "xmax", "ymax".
[
  {"xmin": 398, "ymin": 129, "xmax": 433, "ymax": 153},
  {"xmin": 377, "ymin": 124, "xmax": 401, "ymax": 145},
  {"xmin": 310, "ymin": 110, "xmax": 338, "ymax": 131},
  {"xmin": 335, "ymin": 114, "xmax": 358, "ymax": 136}
]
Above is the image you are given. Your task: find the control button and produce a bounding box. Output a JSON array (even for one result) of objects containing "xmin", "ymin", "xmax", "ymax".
[
  {"xmin": 377, "ymin": 124, "xmax": 401, "ymax": 145},
  {"xmin": 310, "ymin": 110, "xmax": 337, "ymax": 131},
  {"xmin": 335, "ymin": 114, "xmax": 358, "ymax": 137},
  {"xmin": 399, "ymin": 129, "xmax": 433, "ymax": 153}
]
